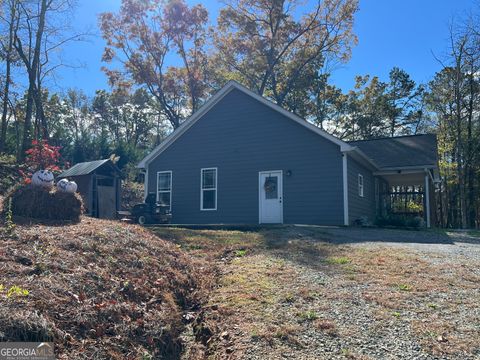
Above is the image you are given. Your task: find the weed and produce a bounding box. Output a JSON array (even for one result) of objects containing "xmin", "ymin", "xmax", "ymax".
[
  {"xmin": 314, "ymin": 319, "xmax": 337, "ymax": 336},
  {"xmin": 6, "ymin": 285, "xmax": 29, "ymax": 298},
  {"xmin": 235, "ymin": 249, "xmax": 247, "ymax": 257},
  {"xmin": 397, "ymin": 283, "xmax": 412, "ymax": 291},
  {"xmin": 298, "ymin": 310, "xmax": 318, "ymax": 321},
  {"xmin": 284, "ymin": 293, "xmax": 295, "ymax": 303},
  {"xmin": 3, "ymin": 198, "xmax": 16, "ymax": 236},
  {"xmin": 141, "ymin": 352, "xmax": 153, "ymax": 360},
  {"xmin": 274, "ymin": 324, "xmax": 301, "ymax": 342},
  {"xmin": 427, "ymin": 303, "xmax": 438, "ymax": 310},
  {"xmin": 326, "ymin": 256, "xmax": 351, "ymax": 265},
  {"xmin": 392, "ymin": 311, "xmax": 401, "ymax": 318}
]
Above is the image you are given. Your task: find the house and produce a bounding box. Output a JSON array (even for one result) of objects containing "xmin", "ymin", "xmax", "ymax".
[
  {"xmin": 58, "ymin": 159, "xmax": 122, "ymax": 219},
  {"xmin": 137, "ymin": 81, "xmax": 439, "ymax": 227}
]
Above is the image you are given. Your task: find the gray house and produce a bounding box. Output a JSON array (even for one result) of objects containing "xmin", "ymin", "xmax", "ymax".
[{"xmin": 138, "ymin": 81, "xmax": 439, "ymax": 227}]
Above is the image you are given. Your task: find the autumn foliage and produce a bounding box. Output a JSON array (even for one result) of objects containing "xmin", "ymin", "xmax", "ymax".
[{"xmin": 24, "ymin": 140, "xmax": 62, "ymax": 172}]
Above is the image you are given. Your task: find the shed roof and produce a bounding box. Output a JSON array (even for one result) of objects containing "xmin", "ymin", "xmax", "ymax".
[
  {"xmin": 348, "ymin": 134, "xmax": 437, "ymax": 170},
  {"xmin": 58, "ymin": 159, "xmax": 113, "ymax": 178}
]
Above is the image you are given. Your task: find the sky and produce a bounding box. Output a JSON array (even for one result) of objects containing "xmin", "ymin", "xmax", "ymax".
[{"xmin": 55, "ymin": 0, "xmax": 477, "ymax": 96}]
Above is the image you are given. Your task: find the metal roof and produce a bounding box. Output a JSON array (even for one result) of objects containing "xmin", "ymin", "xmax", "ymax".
[
  {"xmin": 348, "ymin": 134, "xmax": 438, "ymax": 170},
  {"xmin": 58, "ymin": 159, "xmax": 112, "ymax": 178}
]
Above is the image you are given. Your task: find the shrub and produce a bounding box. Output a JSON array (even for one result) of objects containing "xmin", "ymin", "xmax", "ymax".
[
  {"xmin": 121, "ymin": 181, "xmax": 144, "ymax": 210},
  {"xmin": 3, "ymin": 185, "xmax": 83, "ymax": 222},
  {"xmin": 375, "ymin": 214, "xmax": 424, "ymax": 229}
]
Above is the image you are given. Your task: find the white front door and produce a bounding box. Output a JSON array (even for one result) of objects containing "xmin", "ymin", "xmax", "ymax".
[{"xmin": 259, "ymin": 171, "xmax": 283, "ymax": 224}]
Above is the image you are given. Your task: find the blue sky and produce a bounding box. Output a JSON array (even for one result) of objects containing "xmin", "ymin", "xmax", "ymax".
[{"xmin": 56, "ymin": 0, "xmax": 476, "ymax": 96}]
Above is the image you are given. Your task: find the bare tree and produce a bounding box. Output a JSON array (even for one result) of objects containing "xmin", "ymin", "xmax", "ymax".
[{"xmin": 0, "ymin": 0, "xmax": 19, "ymax": 152}]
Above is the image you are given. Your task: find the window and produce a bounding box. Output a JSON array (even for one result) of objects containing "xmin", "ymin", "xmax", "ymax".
[
  {"xmin": 201, "ymin": 168, "xmax": 217, "ymax": 210},
  {"xmin": 157, "ymin": 171, "xmax": 172, "ymax": 210},
  {"xmin": 358, "ymin": 174, "xmax": 364, "ymax": 197},
  {"xmin": 264, "ymin": 176, "xmax": 278, "ymax": 199}
]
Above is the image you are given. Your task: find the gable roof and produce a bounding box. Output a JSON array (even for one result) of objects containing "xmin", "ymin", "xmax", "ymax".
[
  {"xmin": 348, "ymin": 134, "xmax": 438, "ymax": 170},
  {"xmin": 58, "ymin": 159, "xmax": 115, "ymax": 178},
  {"xmin": 137, "ymin": 80, "xmax": 353, "ymax": 168}
]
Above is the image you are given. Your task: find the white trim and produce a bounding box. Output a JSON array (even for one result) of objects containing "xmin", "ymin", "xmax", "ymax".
[
  {"xmin": 143, "ymin": 168, "xmax": 148, "ymax": 200},
  {"xmin": 425, "ymin": 171, "xmax": 431, "ymax": 228},
  {"xmin": 137, "ymin": 81, "xmax": 353, "ymax": 168},
  {"xmin": 258, "ymin": 170, "xmax": 284, "ymax": 224},
  {"xmin": 358, "ymin": 174, "xmax": 364, "ymax": 197},
  {"xmin": 200, "ymin": 167, "xmax": 217, "ymax": 211},
  {"xmin": 342, "ymin": 154, "xmax": 349, "ymax": 226},
  {"xmin": 373, "ymin": 169, "xmax": 431, "ymax": 176},
  {"xmin": 379, "ymin": 165, "xmax": 438, "ymax": 173},
  {"xmin": 157, "ymin": 171, "xmax": 172, "ymax": 211}
]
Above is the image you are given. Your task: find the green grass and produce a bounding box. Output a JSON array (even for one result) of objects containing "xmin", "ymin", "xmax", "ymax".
[
  {"xmin": 325, "ymin": 256, "xmax": 351, "ymax": 265},
  {"xmin": 397, "ymin": 283, "xmax": 412, "ymax": 292},
  {"xmin": 298, "ymin": 310, "xmax": 318, "ymax": 321},
  {"xmin": 467, "ymin": 230, "xmax": 480, "ymax": 238},
  {"xmin": 235, "ymin": 249, "xmax": 248, "ymax": 257}
]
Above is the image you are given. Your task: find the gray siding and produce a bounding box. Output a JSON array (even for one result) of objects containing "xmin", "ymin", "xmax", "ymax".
[
  {"xmin": 347, "ymin": 155, "xmax": 376, "ymax": 224},
  {"xmin": 147, "ymin": 89, "xmax": 344, "ymax": 225}
]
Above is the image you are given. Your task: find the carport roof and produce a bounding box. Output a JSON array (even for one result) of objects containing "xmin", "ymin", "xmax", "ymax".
[{"xmin": 348, "ymin": 134, "xmax": 438, "ymax": 170}]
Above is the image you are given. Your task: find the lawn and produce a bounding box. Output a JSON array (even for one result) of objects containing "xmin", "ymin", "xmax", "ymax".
[{"xmin": 151, "ymin": 226, "xmax": 480, "ymax": 360}]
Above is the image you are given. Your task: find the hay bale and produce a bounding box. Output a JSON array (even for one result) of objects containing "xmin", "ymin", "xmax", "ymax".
[{"xmin": 3, "ymin": 184, "xmax": 83, "ymax": 222}]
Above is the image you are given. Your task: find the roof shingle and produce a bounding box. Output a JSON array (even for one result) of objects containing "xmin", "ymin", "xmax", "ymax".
[{"xmin": 348, "ymin": 134, "xmax": 438, "ymax": 169}]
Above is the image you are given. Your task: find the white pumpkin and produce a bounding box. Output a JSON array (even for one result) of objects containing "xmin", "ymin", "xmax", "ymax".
[
  {"xmin": 65, "ymin": 181, "xmax": 77, "ymax": 193},
  {"xmin": 57, "ymin": 178, "xmax": 77, "ymax": 193},
  {"xmin": 32, "ymin": 170, "xmax": 54, "ymax": 189},
  {"xmin": 56, "ymin": 178, "xmax": 70, "ymax": 192}
]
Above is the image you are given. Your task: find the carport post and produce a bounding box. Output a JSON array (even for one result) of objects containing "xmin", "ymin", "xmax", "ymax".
[{"xmin": 424, "ymin": 171, "xmax": 431, "ymax": 228}]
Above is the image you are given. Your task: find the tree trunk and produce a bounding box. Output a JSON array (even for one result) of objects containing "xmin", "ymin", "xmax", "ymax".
[
  {"xmin": 17, "ymin": 0, "xmax": 48, "ymax": 160},
  {"xmin": 0, "ymin": 1, "xmax": 17, "ymax": 153}
]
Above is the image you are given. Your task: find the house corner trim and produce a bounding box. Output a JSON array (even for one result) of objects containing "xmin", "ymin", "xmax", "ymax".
[{"xmin": 343, "ymin": 153, "xmax": 349, "ymax": 226}]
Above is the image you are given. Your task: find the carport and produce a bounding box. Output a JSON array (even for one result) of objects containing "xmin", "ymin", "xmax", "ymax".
[{"xmin": 349, "ymin": 135, "xmax": 440, "ymax": 227}]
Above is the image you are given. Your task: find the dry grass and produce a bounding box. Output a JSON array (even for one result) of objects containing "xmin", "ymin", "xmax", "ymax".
[
  {"xmin": 0, "ymin": 218, "xmax": 213, "ymax": 359},
  {"xmin": 346, "ymin": 246, "xmax": 480, "ymax": 355},
  {"xmin": 150, "ymin": 226, "xmax": 480, "ymax": 359},
  {"xmin": 3, "ymin": 185, "xmax": 83, "ymax": 222}
]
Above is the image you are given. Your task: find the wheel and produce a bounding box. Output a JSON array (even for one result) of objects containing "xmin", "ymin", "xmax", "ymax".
[{"xmin": 137, "ymin": 215, "xmax": 149, "ymax": 225}]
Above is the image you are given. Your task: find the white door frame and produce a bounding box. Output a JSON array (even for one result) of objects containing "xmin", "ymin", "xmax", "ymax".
[{"xmin": 258, "ymin": 170, "xmax": 283, "ymax": 224}]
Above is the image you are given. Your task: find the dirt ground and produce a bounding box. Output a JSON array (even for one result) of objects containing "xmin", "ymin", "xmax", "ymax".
[{"xmin": 150, "ymin": 225, "xmax": 480, "ymax": 360}]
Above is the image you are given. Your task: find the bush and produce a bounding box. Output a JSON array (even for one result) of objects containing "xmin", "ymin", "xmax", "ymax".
[
  {"xmin": 121, "ymin": 181, "xmax": 144, "ymax": 210},
  {"xmin": 374, "ymin": 214, "xmax": 424, "ymax": 229},
  {"xmin": 3, "ymin": 185, "xmax": 83, "ymax": 222}
]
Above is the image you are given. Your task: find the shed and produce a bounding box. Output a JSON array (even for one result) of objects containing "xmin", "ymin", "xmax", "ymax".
[{"xmin": 58, "ymin": 159, "xmax": 121, "ymax": 219}]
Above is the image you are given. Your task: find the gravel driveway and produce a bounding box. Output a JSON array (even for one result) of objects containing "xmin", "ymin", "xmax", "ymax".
[
  {"xmin": 322, "ymin": 227, "xmax": 480, "ymax": 262},
  {"xmin": 153, "ymin": 226, "xmax": 480, "ymax": 360}
]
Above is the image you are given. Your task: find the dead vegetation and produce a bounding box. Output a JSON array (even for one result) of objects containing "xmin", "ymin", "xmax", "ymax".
[
  {"xmin": 150, "ymin": 226, "xmax": 480, "ymax": 359},
  {"xmin": 0, "ymin": 218, "xmax": 213, "ymax": 359},
  {"xmin": 3, "ymin": 185, "xmax": 84, "ymax": 222}
]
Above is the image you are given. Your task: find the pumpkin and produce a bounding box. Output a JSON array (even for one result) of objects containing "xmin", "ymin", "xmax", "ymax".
[
  {"xmin": 65, "ymin": 181, "xmax": 78, "ymax": 194},
  {"xmin": 57, "ymin": 178, "xmax": 78, "ymax": 193},
  {"xmin": 56, "ymin": 178, "xmax": 70, "ymax": 192},
  {"xmin": 32, "ymin": 170, "xmax": 54, "ymax": 189}
]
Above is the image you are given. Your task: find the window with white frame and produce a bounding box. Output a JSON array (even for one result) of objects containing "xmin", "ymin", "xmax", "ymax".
[
  {"xmin": 157, "ymin": 171, "xmax": 172, "ymax": 210},
  {"xmin": 358, "ymin": 174, "xmax": 364, "ymax": 197},
  {"xmin": 201, "ymin": 168, "xmax": 217, "ymax": 210}
]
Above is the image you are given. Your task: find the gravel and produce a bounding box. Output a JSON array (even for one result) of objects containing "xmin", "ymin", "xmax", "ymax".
[{"xmin": 229, "ymin": 228, "xmax": 480, "ymax": 360}]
